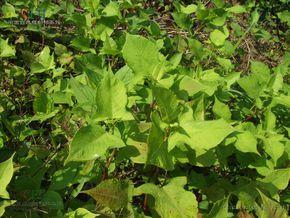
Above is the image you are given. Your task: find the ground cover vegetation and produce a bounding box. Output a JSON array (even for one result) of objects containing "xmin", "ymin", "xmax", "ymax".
[{"xmin": 0, "ymin": 0, "xmax": 289, "ymax": 217}]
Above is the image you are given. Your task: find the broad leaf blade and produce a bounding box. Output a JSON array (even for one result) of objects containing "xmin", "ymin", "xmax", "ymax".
[
  {"xmin": 122, "ymin": 34, "xmax": 163, "ymax": 78},
  {"xmin": 169, "ymin": 119, "xmax": 233, "ymax": 151},
  {"xmin": 95, "ymin": 73, "xmax": 133, "ymax": 121},
  {"xmin": 66, "ymin": 124, "xmax": 125, "ymax": 162},
  {"xmin": 134, "ymin": 177, "xmax": 198, "ymax": 218},
  {"xmin": 83, "ymin": 179, "xmax": 132, "ymax": 211},
  {"xmin": 0, "ymin": 154, "xmax": 14, "ymax": 199}
]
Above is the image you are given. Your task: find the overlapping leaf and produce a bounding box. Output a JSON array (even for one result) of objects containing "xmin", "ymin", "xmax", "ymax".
[
  {"xmin": 66, "ymin": 124, "xmax": 125, "ymax": 162},
  {"xmin": 134, "ymin": 177, "xmax": 198, "ymax": 218},
  {"xmin": 94, "ymin": 73, "xmax": 133, "ymax": 121},
  {"xmin": 169, "ymin": 119, "xmax": 233, "ymax": 151},
  {"xmin": 0, "ymin": 154, "xmax": 14, "ymax": 199}
]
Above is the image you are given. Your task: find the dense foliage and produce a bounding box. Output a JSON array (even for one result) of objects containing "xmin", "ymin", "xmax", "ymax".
[{"xmin": 0, "ymin": 0, "xmax": 289, "ymax": 217}]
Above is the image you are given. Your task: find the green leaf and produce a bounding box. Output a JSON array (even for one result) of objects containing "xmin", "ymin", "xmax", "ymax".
[
  {"xmin": 0, "ymin": 200, "xmax": 16, "ymax": 217},
  {"xmin": 238, "ymin": 74, "xmax": 265, "ymax": 99},
  {"xmin": 226, "ymin": 5, "xmax": 246, "ymax": 14},
  {"xmin": 80, "ymin": 0, "xmax": 100, "ymax": 13},
  {"xmin": 152, "ymin": 85, "xmax": 180, "ymax": 124},
  {"xmin": 216, "ymin": 57, "xmax": 233, "ymax": 71},
  {"xmin": 255, "ymin": 190, "xmax": 288, "ymax": 218},
  {"xmin": 0, "ymin": 38, "xmax": 16, "ymax": 58},
  {"xmin": 178, "ymin": 76, "xmax": 205, "ymax": 96},
  {"xmin": 213, "ymin": 97, "xmax": 231, "ymax": 121},
  {"xmin": 102, "ymin": 1, "xmax": 121, "ymax": 18},
  {"xmin": 274, "ymin": 95, "xmax": 290, "ymax": 107},
  {"xmin": 263, "ymin": 134, "xmax": 284, "ymax": 163},
  {"xmin": 33, "ymin": 92, "xmax": 54, "ymax": 114},
  {"xmin": 30, "ymin": 46, "xmax": 55, "ymax": 74},
  {"xmin": 250, "ymin": 10, "xmax": 260, "ymax": 25},
  {"xmin": 212, "ymin": 0, "xmax": 225, "ymax": 8},
  {"xmin": 269, "ymin": 72, "xmax": 283, "ymax": 94},
  {"xmin": 65, "ymin": 208, "xmax": 98, "ymax": 218},
  {"xmin": 204, "ymin": 197, "xmax": 228, "ymax": 218},
  {"xmin": 122, "ymin": 34, "xmax": 164, "ymax": 78},
  {"xmin": 83, "ymin": 179, "xmax": 132, "ymax": 211},
  {"xmin": 277, "ymin": 10, "xmax": 290, "ymax": 26},
  {"xmin": 49, "ymin": 163, "xmax": 80, "ymax": 190},
  {"xmin": 169, "ymin": 119, "xmax": 233, "ymax": 151},
  {"xmin": 188, "ymin": 38, "xmax": 205, "ymax": 60},
  {"xmin": 211, "ymin": 16, "xmax": 226, "ymax": 27},
  {"xmin": 100, "ymin": 35, "xmax": 119, "ymax": 55},
  {"xmin": 70, "ymin": 37, "xmax": 95, "ymax": 53},
  {"xmin": 258, "ymin": 168, "xmax": 290, "ymax": 191},
  {"xmin": 92, "ymin": 17, "xmax": 116, "ymax": 41},
  {"xmin": 1, "ymin": 3, "xmax": 17, "ymax": 18},
  {"xmin": 66, "ymin": 124, "xmax": 125, "ymax": 162},
  {"xmin": 180, "ymin": 4, "xmax": 197, "ymax": 14},
  {"xmin": 41, "ymin": 191, "xmax": 64, "ymax": 210},
  {"xmin": 30, "ymin": 110, "xmax": 59, "ymax": 123},
  {"xmin": 134, "ymin": 177, "xmax": 198, "ymax": 218},
  {"xmin": 172, "ymin": 12, "xmax": 192, "ymax": 29},
  {"xmin": 147, "ymin": 113, "xmax": 174, "ymax": 170},
  {"xmin": 69, "ymin": 77, "xmax": 95, "ymax": 112},
  {"xmin": 0, "ymin": 154, "xmax": 14, "ymax": 199},
  {"xmin": 263, "ymin": 110, "xmax": 276, "ymax": 131},
  {"xmin": 94, "ymin": 73, "xmax": 133, "ymax": 121},
  {"xmin": 250, "ymin": 61, "xmax": 271, "ymax": 82},
  {"xmin": 224, "ymin": 72, "xmax": 241, "ymax": 89},
  {"xmin": 235, "ymin": 131, "xmax": 259, "ymax": 154},
  {"xmin": 210, "ymin": 29, "xmax": 228, "ymax": 46}
]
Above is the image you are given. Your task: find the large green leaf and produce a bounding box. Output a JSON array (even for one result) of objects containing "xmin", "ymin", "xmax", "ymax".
[
  {"xmin": 94, "ymin": 73, "xmax": 133, "ymax": 121},
  {"xmin": 66, "ymin": 124, "xmax": 125, "ymax": 162},
  {"xmin": 169, "ymin": 119, "xmax": 233, "ymax": 151},
  {"xmin": 83, "ymin": 179, "xmax": 132, "ymax": 211},
  {"xmin": 0, "ymin": 154, "xmax": 14, "ymax": 199},
  {"xmin": 122, "ymin": 34, "xmax": 164, "ymax": 78},
  {"xmin": 134, "ymin": 177, "xmax": 198, "ymax": 218}
]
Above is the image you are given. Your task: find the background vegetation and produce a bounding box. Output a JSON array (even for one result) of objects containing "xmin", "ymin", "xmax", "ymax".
[{"xmin": 0, "ymin": 0, "xmax": 289, "ymax": 217}]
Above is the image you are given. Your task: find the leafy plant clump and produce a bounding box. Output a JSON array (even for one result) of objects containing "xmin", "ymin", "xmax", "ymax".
[{"xmin": 0, "ymin": 0, "xmax": 289, "ymax": 217}]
